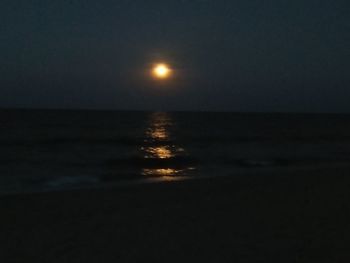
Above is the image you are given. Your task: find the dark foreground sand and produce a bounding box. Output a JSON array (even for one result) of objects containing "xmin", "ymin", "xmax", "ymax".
[{"xmin": 1, "ymin": 165, "xmax": 350, "ymax": 263}]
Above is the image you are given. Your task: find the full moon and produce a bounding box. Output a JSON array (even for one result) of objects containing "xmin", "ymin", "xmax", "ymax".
[{"xmin": 152, "ymin": 63, "xmax": 171, "ymax": 79}]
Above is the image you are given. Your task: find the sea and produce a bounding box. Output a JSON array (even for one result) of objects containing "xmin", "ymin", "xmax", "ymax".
[{"xmin": 1, "ymin": 109, "xmax": 350, "ymax": 194}]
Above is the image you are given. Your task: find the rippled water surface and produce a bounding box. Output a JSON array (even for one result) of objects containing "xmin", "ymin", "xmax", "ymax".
[{"xmin": 1, "ymin": 109, "xmax": 350, "ymax": 193}]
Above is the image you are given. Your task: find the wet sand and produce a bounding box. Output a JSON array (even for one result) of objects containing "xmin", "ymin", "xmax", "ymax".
[{"xmin": 1, "ymin": 165, "xmax": 349, "ymax": 262}]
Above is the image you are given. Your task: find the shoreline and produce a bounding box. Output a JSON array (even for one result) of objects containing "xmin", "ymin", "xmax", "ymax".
[{"xmin": 1, "ymin": 161, "xmax": 350, "ymax": 196}]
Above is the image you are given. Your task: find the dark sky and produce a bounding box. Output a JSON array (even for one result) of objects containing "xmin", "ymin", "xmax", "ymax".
[{"xmin": 1, "ymin": 0, "xmax": 349, "ymax": 112}]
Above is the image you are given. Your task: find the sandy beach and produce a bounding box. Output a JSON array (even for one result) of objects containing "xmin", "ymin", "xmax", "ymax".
[{"xmin": 1, "ymin": 165, "xmax": 349, "ymax": 262}]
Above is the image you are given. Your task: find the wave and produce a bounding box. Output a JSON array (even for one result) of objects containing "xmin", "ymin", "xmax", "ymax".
[
  {"xmin": 2, "ymin": 134, "xmax": 350, "ymax": 148},
  {"xmin": 105, "ymin": 156, "xmax": 197, "ymax": 169}
]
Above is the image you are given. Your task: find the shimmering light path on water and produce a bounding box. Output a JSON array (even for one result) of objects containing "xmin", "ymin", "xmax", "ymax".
[{"xmin": 141, "ymin": 112, "xmax": 195, "ymax": 177}]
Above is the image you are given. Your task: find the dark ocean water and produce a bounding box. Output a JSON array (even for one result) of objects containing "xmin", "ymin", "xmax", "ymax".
[{"xmin": 1, "ymin": 109, "xmax": 350, "ymax": 194}]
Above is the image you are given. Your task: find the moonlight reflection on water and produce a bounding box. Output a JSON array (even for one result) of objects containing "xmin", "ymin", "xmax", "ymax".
[{"xmin": 141, "ymin": 112, "xmax": 195, "ymax": 177}]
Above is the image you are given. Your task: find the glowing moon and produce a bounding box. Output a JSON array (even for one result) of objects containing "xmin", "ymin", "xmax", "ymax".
[{"xmin": 152, "ymin": 63, "xmax": 171, "ymax": 79}]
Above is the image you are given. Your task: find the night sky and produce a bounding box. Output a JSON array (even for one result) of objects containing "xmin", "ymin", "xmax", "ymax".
[{"xmin": 1, "ymin": 0, "xmax": 349, "ymax": 112}]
